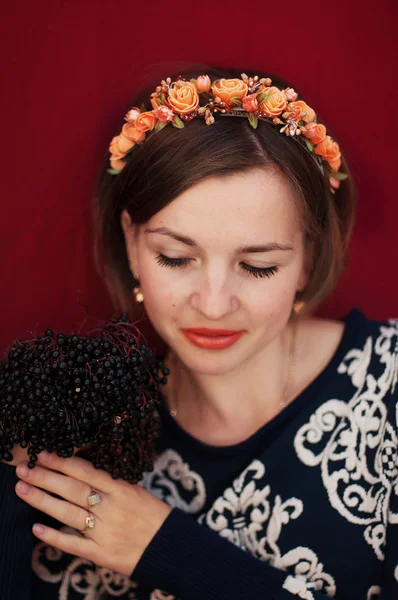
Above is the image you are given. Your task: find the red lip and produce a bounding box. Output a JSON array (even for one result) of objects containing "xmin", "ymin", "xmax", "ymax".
[
  {"xmin": 182, "ymin": 328, "xmax": 242, "ymax": 335},
  {"xmin": 181, "ymin": 328, "xmax": 246, "ymax": 350}
]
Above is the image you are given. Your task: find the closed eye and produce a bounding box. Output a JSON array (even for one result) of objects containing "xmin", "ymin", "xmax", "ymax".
[
  {"xmin": 241, "ymin": 264, "xmax": 279, "ymax": 279},
  {"xmin": 155, "ymin": 254, "xmax": 279, "ymax": 279},
  {"xmin": 156, "ymin": 254, "xmax": 191, "ymax": 269}
]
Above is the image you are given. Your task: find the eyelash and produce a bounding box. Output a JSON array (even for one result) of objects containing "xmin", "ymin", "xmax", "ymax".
[{"xmin": 155, "ymin": 254, "xmax": 279, "ymax": 279}]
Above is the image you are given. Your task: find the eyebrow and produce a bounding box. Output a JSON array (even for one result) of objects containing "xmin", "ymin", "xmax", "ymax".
[{"xmin": 144, "ymin": 227, "xmax": 293, "ymax": 253}]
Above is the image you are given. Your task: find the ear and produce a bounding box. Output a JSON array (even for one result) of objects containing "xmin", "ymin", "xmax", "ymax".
[
  {"xmin": 297, "ymin": 268, "xmax": 309, "ymax": 294},
  {"xmin": 120, "ymin": 210, "xmax": 140, "ymax": 279}
]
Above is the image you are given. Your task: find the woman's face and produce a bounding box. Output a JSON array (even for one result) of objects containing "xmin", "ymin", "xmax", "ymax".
[{"xmin": 121, "ymin": 167, "xmax": 308, "ymax": 375}]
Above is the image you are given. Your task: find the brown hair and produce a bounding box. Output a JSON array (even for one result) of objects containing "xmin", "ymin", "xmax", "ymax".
[{"xmin": 94, "ymin": 63, "xmax": 357, "ymax": 315}]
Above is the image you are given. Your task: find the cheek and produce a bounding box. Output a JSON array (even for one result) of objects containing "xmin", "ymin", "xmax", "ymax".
[
  {"xmin": 248, "ymin": 274, "xmax": 297, "ymax": 320},
  {"xmin": 138, "ymin": 260, "xmax": 181, "ymax": 322}
]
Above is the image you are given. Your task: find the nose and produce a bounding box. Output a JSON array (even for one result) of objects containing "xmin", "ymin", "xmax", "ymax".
[{"xmin": 190, "ymin": 266, "xmax": 240, "ymax": 320}]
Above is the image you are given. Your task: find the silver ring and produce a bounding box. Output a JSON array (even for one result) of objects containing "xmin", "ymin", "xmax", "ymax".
[
  {"xmin": 88, "ymin": 491, "xmax": 102, "ymax": 507},
  {"xmin": 85, "ymin": 513, "xmax": 95, "ymax": 529}
]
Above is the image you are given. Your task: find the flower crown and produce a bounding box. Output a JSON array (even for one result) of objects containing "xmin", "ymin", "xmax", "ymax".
[{"xmin": 108, "ymin": 73, "xmax": 348, "ymax": 193}]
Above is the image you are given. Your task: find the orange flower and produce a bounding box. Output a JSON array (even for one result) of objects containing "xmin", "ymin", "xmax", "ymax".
[
  {"xmin": 288, "ymin": 101, "xmax": 316, "ymax": 123},
  {"xmin": 242, "ymin": 94, "xmax": 258, "ymax": 112},
  {"xmin": 314, "ymin": 135, "xmax": 342, "ymax": 172},
  {"xmin": 135, "ymin": 111, "xmax": 157, "ymax": 132},
  {"xmin": 122, "ymin": 124, "xmax": 146, "ymax": 144},
  {"xmin": 211, "ymin": 78, "xmax": 248, "ymax": 109},
  {"xmin": 110, "ymin": 156, "xmax": 126, "ymax": 171},
  {"xmin": 154, "ymin": 105, "xmax": 174, "ymax": 123},
  {"xmin": 196, "ymin": 75, "xmax": 211, "ymax": 93},
  {"xmin": 258, "ymin": 86, "xmax": 288, "ymax": 118},
  {"xmin": 304, "ymin": 122, "xmax": 326, "ymax": 144},
  {"xmin": 109, "ymin": 136, "xmax": 126, "ymax": 159},
  {"xmin": 168, "ymin": 80, "xmax": 199, "ymax": 115},
  {"xmin": 118, "ymin": 133, "xmax": 137, "ymax": 153},
  {"xmin": 328, "ymin": 157, "xmax": 342, "ymax": 172}
]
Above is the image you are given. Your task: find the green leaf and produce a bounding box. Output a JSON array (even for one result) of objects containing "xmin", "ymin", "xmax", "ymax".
[
  {"xmin": 107, "ymin": 168, "xmax": 121, "ymax": 175},
  {"xmin": 155, "ymin": 121, "xmax": 168, "ymax": 132},
  {"xmin": 304, "ymin": 139, "xmax": 314, "ymax": 152},
  {"xmin": 172, "ymin": 115, "xmax": 185, "ymax": 129},
  {"xmin": 330, "ymin": 171, "xmax": 348, "ymax": 181},
  {"xmin": 248, "ymin": 112, "xmax": 258, "ymax": 129},
  {"xmin": 140, "ymin": 103, "xmax": 146, "ymax": 113},
  {"xmin": 256, "ymin": 91, "xmax": 270, "ymax": 104},
  {"xmin": 190, "ymin": 78, "xmax": 197, "ymax": 84},
  {"xmin": 230, "ymin": 96, "xmax": 242, "ymax": 107},
  {"xmin": 159, "ymin": 93, "xmax": 167, "ymax": 105}
]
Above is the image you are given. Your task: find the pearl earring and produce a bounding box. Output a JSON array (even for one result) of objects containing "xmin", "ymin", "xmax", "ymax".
[{"xmin": 133, "ymin": 287, "xmax": 144, "ymax": 303}]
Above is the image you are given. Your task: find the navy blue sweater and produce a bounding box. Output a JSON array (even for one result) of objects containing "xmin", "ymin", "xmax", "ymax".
[{"xmin": 1, "ymin": 309, "xmax": 397, "ymax": 599}]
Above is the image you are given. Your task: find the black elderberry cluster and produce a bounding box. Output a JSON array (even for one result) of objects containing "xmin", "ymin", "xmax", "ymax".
[{"xmin": 0, "ymin": 313, "xmax": 170, "ymax": 483}]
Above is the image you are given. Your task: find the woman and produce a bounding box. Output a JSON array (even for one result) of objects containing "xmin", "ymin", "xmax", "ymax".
[{"xmin": 1, "ymin": 65, "xmax": 397, "ymax": 599}]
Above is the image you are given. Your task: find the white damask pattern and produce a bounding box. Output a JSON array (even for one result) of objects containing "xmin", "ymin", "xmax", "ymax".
[
  {"xmin": 199, "ymin": 460, "xmax": 336, "ymax": 597},
  {"xmin": 366, "ymin": 584, "xmax": 381, "ymax": 599},
  {"xmin": 139, "ymin": 449, "xmax": 207, "ymax": 513},
  {"xmin": 32, "ymin": 450, "xmax": 207, "ymax": 599},
  {"xmin": 31, "ymin": 321, "xmax": 398, "ymax": 598},
  {"xmin": 294, "ymin": 321, "xmax": 398, "ymax": 561},
  {"xmin": 32, "ymin": 526, "xmax": 139, "ymax": 599}
]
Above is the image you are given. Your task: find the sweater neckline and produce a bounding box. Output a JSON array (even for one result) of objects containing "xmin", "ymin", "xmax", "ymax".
[{"xmin": 157, "ymin": 308, "xmax": 366, "ymax": 458}]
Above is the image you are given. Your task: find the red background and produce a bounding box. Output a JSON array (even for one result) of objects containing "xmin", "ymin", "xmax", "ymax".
[{"xmin": 1, "ymin": 1, "xmax": 397, "ymax": 354}]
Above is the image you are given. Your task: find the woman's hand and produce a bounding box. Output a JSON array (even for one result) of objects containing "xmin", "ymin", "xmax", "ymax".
[{"xmin": 14, "ymin": 451, "xmax": 172, "ymax": 576}]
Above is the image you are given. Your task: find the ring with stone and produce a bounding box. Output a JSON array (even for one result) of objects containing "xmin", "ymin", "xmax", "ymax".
[{"xmin": 87, "ymin": 491, "xmax": 102, "ymax": 507}]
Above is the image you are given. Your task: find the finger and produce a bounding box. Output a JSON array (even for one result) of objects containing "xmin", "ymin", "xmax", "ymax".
[
  {"xmin": 32, "ymin": 523, "xmax": 98, "ymax": 561},
  {"xmin": 16, "ymin": 463, "xmax": 99, "ymax": 511},
  {"xmin": 15, "ymin": 480, "xmax": 90, "ymax": 532},
  {"xmin": 37, "ymin": 451, "xmax": 118, "ymax": 494}
]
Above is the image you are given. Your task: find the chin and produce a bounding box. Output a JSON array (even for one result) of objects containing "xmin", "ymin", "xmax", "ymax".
[{"xmin": 172, "ymin": 344, "xmax": 247, "ymax": 376}]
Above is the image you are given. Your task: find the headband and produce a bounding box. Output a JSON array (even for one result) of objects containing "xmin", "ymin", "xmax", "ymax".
[{"xmin": 108, "ymin": 73, "xmax": 348, "ymax": 193}]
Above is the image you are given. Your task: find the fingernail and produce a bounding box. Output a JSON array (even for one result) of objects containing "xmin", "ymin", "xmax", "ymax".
[
  {"xmin": 16, "ymin": 464, "xmax": 29, "ymax": 478},
  {"xmin": 33, "ymin": 524, "xmax": 46, "ymax": 535},
  {"xmin": 17, "ymin": 481, "xmax": 32, "ymax": 495}
]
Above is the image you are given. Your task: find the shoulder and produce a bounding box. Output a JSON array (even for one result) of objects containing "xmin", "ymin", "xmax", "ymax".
[
  {"xmin": 302, "ymin": 308, "xmax": 398, "ymax": 362},
  {"xmin": 298, "ymin": 309, "xmax": 398, "ymax": 404},
  {"xmin": 338, "ymin": 309, "xmax": 398, "ymax": 367},
  {"xmin": 333, "ymin": 309, "xmax": 398, "ymax": 407}
]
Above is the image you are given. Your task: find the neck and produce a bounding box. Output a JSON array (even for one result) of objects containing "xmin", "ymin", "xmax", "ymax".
[{"xmin": 163, "ymin": 320, "xmax": 297, "ymax": 436}]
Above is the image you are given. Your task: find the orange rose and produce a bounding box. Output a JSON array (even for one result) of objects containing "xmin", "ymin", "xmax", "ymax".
[
  {"xmin": 122, "ymin": 124, "xmax": 146, "ymax": 144},
  {"xmin": 109, "ymin": 136, "xmax": 126, "ymax": 159},
  {"xmin": 168, "ymin": 80, "xmax": 199, "ymax": 115},
  {"xmin": 258, "ymin": 86, "xmax": 288, "ymax": 118},
  {"xmin": 211, "ymin": 78, "xmax": 248, "ymax": 109},
  {"xmin": 289, "ymin": 101, "xmax": 316, "ymax": 123},
  {"xmin": 328, "ymin": 157, "xmax": 342, "ymax": 172},
  {"xmin": 242, "ymin": 94, "xmax": 258, "ymax": 112},
  {"xmin": 135, "ymin": 111, "xmax": 157, "ymax": 132},
  {"xmin": 303, "ymin": 122, "xmax": 326, "ymax": 144},
  {"xmin": 314, "ymin": 135, "xmax": 342, "ymax": 172},
  {"xmin": 110, "ymin": 156, "xmax": 126, "ymax": 171}
]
